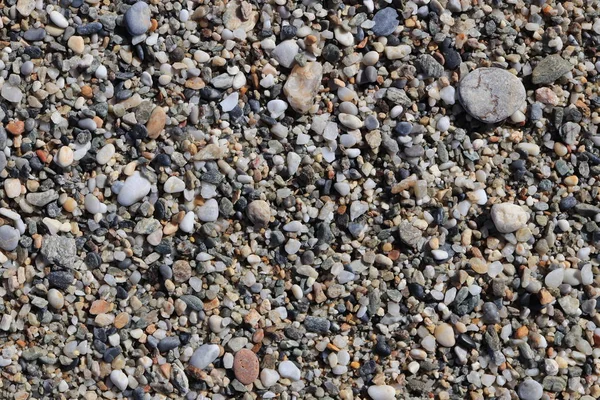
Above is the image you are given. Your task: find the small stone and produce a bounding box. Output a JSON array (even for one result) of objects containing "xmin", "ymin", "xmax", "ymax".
[
  {"xmin": 164, "ymin": 177, "xmax": 185, "ymax": 193},
  {"xmin": 110, "ymin": 370, "xmax": 128, "ymax": 391},
  {"xmin": 367, "ymin": 385, "xmax": 396, "ymax": 400},
  {"xmin": 435, "ymin": 323, "xmax": 455, "ymax": 347},
  {"xmin": 532, "ymin": 54, "xmax": 573, "ymax": 85},
  {"xmin": 260, "ymin": 368, "xmax": 280, "ymax": 387},
  {"xmin": 47, "ymin": 289, "xmax": 65, "ymax": 309},
  {"xmin": 518, "ymin": 379, "xmax": 543, "ymax": 400},
  {"xmin": 272, "ymin": 40, "xmax": 299, "ymax": 68},
  {"xmin": 338, "ymin": 114, "xmax": 363, "ymax": 130},
  {"xmin": 125, "ymin": 2, "xmax": 152, "ymax": 36},
  {"xmin": 491, "ymin": 203, "xmax": 529, "ymax": 233},
  {"xmin": 197, "ymin": 199, "xmax": 219, "ymax": 222},
  {"xmin": 371, "ymin": 8, "xmax": 399, "ymax": 37},
  {"xmin": 190, "ymin": 344, "xmax": 220, "ymax": 370},
  {"xmin": 233, "ymin": 349, "xmax": 260, "ymax": 384},
  {"xmin": 247, "ymin": 200, "xmax": 271, "ymax": 227},
  {"xmin": 415, "ymin": 55, "xmax": 444, "ymax": 78},
  {"xmin": 179, "ymin": 211, "xmax": 195, "ymax": 233},
  {"xmin": 146, "ymin": 107, "xmax": 167, "ymax": 139},
  {"xmin": 56, "ymin": 146, "xmax": 74, "ymax": 168},
  {"xmin": 0, "ymin": 225, "xmax": 20, "ymax": 251},
  {"xmin": 172, "ymin": 260, "xmax": 191, "ymax": 283},
  {"xmin": 157, "ymin": 337, "xmax": 181, "ymax": 353},
  {"xmin": 17, "ymin": 0, "xmax": 35, "ymax": 17},
  {"xmin": 4, "ymin": 179, "xmax": 21, "ymax": 199},
  {"xmin": 67, "ymin": 36, "xmax": 85, "ymax": 54},
  {"xmin": 284, "ymin": 62, "xmax": 323, "ymax": 114},
  {"xmin": 458, "ymin": 68, "xmax": 526, "ymax": 123},
  {"xmin": 49, "ymin": 11, "xmax": 69, "ymax": 29},
  {"xmin": 1, "ymin": 85, "xmax": 23, "ymax": 103},
  {"xmin": 117, "ymin": 172, "xmax": 152, "ymax": 206},
  {"xmin": 278, "ymin": 360, "xmax": 301, "ymax": 381},
  {"xmin": 96, "ymin": 144, "xmax": 115, "ymax": 165}
]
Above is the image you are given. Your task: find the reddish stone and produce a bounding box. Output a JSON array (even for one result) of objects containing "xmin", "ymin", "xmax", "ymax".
[{"xmin": 233, "ymin": 348, "xmax": 259, "ymax": 385}]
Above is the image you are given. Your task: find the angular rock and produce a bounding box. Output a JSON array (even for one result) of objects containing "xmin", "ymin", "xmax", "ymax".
[
  {"xmin": 284, "ymin": 62, "xmax": 323, "ymax": 114},
  {"xmin": 532, "ymin": 54, "xmax": 573, "ymax": 85}
]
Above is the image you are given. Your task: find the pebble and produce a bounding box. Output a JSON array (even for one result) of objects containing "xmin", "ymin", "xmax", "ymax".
[
  {"xmin": 117, "ymin": 172, "xmax": 152, "ymax": 206},
  {"xmin": 367, "ymin": 385, "xmax": 396, "ymax": 400},
  {"xmin": 532, "ymin": 54, "xmax": 573, "ymax": 85},
  {"xmin": 458, "ymin": 68, "xmax": 526, "ymax": 123},
  {"xmin": 284, "ymin": 62, "xmax": 323, "ymax": 113},
  {"xmin": 125, "ymin": 2, "xmax": 152, "ymax": 36},
  {"xmin": 56, "ymin": 146, "xmax": 74, "ymax": 168},
  {"xmin": 4, "ymin": 179, "xmax": 21, "ymax": 199},
  {"xmin": 435, "ymin": 323, "xmax": 455, "ymax": 347},
  {"xmin": 164, "ymin": 177, "xmax": 185, "ymax": 193},
  {"xmin": 96, "ymin": 144, "xmax": 115, "ymax": 165},
  {"xmin": 278, "ymin": 360, "xmax": 301, "ymax": 381},
  {"xmin": 147, "ymin": 106, "xmax": 167, "ymax": 139},
  {"xmin": 372, "ymin": 8, "xmax": 399, "ymax": 37},
  {"xmin": 49, "ymin": 11, "xmax": 69, "ymax": 29},
  {"xmin": 189, "ymin": 344, "xmax": 220, "ymax": 370},
  {"xmin": 198, "ymin": 199, "xmax": 219, "ymax": 222},
  {"xmin": 67, "ymin": 36, "xmax": 85, "ymax": 54},
  {"xmin": 110, "ymin": 370, "xmax": 128, "ymax": 391},
  {"xmin": 490, "ymin": 203, "xmax": 529, "ymax": 233},
  {"xmin": 233, "ymin": 349, "xmax": 260, "ymax": 384},
  {"xmin": 47, "ymin": 289, "xmax": 65, "ymax": 309},
  {"xmin": 518, "ymin": 379, "xmax": 543, "ymax": 400},
  {"xmin": 0, "ymin": 225, "xmax": 20, "ymax": 251},
  {"xmin": 260, "ymin": 368, "xmax": 280, "ymax": 387},
  {"xmin": 272, "ymin": 40, "xmax": 299, "ymax": 68}
]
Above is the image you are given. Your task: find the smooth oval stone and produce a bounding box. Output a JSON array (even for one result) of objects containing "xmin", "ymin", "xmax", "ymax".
[
  {"xmin": 117, "ymin": 172, "xmax": 151, "ymax": 206},
  {"xmin": 189, "ymin": 344, "xmax": 220, "ymax": 370},
  {"xmin": 125, "ymin": 2, "xmax": 152, "ymax": 36},
  {"xmin": 233, "ymin": 348, "xmax": 260, "ymax": 384},
  {"xmin": 367, "ymin": 385, "xmax": 396, "ymax": 400},
  {"xmin": 458, "ymin": 67, "xmax": 526, "ymax": 123}
]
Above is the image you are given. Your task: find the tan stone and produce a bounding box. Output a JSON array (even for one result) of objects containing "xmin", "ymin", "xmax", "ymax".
[
  {"xmin": 146, "ymin": 106, "xmax": 167, "ymax": 139},
  {"xmin": 283, "ymin": 62, "xmax": 323, "ymax": 114}
]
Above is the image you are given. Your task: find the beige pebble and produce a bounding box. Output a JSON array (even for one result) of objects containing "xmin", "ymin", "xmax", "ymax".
[
  {"xmin": 4, "ymin": 178, "xmax": 21, "ymax": 199},
  {"xmin": 554, "ymin": 142, "xmax": 568, "ymax": 157},
  {"xmin": 564, "ymin": 175, "xmax": 578, "ymax": 186},
  {"xmin": 56, "ymin": 146, "xmax": 74, "ymax": 168},
  {"xmin": 68, "ymin": 36, "xmax": 85, "ymax": 54}
]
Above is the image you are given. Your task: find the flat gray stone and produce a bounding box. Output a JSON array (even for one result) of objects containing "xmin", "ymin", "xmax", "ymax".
[
  {"xmin": 458, "ymin": 67, "xmax": 526, "ymax": 123},
  {"xmin": 532, "ymin": 54, "xmax": 573, "ymax": 85}
]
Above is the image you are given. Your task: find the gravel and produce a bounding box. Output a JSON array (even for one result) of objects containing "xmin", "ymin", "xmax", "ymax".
[{"xmin": 1, "ymin": 1, "xmax": 600, "ymax": 399}]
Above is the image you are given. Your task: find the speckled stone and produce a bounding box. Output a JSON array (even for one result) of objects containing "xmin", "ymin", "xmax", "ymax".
[{"xmin": 458, "ymin": 68, "xmax": 526, "ymax": 123}]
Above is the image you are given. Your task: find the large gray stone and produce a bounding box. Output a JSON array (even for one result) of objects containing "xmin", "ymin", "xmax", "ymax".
[{"xmin": 458, "ymin": 67, "xmax": 526, "ymax": 123}]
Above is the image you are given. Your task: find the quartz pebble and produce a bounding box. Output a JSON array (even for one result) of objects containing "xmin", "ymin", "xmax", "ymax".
[
  {"xmin": 491, "ymin": 203, "xmax": 529, "ymax": 233},
  {"xmin": 367, "ymin": 385, "xmax": 396, "ymax": 400}
]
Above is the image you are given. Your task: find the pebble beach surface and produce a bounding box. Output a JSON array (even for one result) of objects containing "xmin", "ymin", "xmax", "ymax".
[{"xmin": 1, "ymin": 1, "xmax": 600, "ymax": 400}]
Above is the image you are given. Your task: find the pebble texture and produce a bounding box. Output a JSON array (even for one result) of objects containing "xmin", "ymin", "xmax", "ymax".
[{"xmin": 1, "ymin": 1, "xmax": 600, "ymax": 400}]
